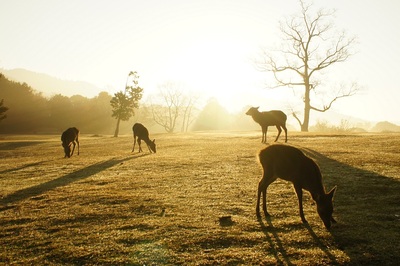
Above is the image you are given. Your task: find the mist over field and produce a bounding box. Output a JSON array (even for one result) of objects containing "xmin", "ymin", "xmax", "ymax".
[{"xmin": 1, "ymin": 69, "xmax": 400, "ymax": 136}]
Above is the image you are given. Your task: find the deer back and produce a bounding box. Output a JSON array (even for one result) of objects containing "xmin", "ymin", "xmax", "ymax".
[
  {"xmin": 133, "ymin": 123, "xmax": 156, "ymax": 153},
  {"xmin": 61, "ymin": 127, "xmax": 79, "ymax": 146},
  {"xmin": 61, "ymin": 127, "xmax": 79, "ymax": 157},
  {"xmin": 259, "ymin": 144, "xmax": 324, "ymax": 194},
  {"xmin": 261, "ymin": 110, "xmax": 287, "ymax": 126},
  {"xmin": 246, "ymin": 107, "xmax": 286, "ymax": 126},
  {"xmin": 133, "ymin": 123, "xmax": 150, "ymax": 141}
]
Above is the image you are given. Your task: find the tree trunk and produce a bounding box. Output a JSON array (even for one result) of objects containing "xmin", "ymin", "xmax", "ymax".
[
  {"xmin": 114, "ymin": 117, "xmax": 121, "ymax": 137},
  {"xmin": 302, "ymin": 106, "xmax": 310, "ymax": 132},
  {"xmin": 302, "ymin": 84, "xmax": 311, "ymax": 132}
]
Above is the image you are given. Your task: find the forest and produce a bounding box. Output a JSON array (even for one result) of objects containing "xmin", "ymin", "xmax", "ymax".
[{"xmin": 0, "ymin": 73, "xmax": 118, "ymax": 134}]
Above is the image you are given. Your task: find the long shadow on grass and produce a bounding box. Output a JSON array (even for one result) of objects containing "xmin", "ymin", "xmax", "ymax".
[
  {"xmin": 301, "ymin": 148, "xmax": 400, "ymax": 265},
  {"xmin": 0, "ymin": 154, "xmax": 149, "ymax": 207},
  {"xmin": 258, "ymin": 217, "xmax": 294, "ymax": 266},
  {"xmin": 0, "ymin": 141, "xmax": 46, "ymax": 151},
  {"xmin": 258, "ymin": 216, "xmax": 338, "ymax": 265},
  {"xmin": 0, "ymin": 160, "xmax": 50, "ymax": 175}
]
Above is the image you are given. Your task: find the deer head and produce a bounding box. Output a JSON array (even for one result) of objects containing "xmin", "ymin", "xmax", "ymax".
[{"xmin": 315, "ymin": 186, "xmax": 337, "ymax": 229}]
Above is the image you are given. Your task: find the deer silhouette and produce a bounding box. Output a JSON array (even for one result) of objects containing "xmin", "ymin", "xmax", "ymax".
[
  {"xmin": 246, "ymin": 106, "xmax": 287, "ymax": 143},
  {"xmin": 132, "ymin": 123, "xmax": 156, "ymax": 153},
  {"xmin": 257, "ymin": 144, "xmax": 337, "ymax": 229},
  {"xmin": 61, "ymin": 127, "xmax": 79, "ymax": 158}
]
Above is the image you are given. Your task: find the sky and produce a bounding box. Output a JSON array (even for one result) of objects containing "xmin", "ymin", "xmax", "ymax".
[{"xmin": 1, "ymin": 0, "xmax": 400, "ymax": 125}]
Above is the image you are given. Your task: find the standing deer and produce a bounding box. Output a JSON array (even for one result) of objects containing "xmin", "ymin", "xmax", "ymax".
[
  {"xmin": 132, "ymin": 123, "xmax": 156, "ymax": 153},
  {"xmin": 246, "ymin": 107, "xmax": 287, "ymax": 143},
  {"xmin": 257, "ymin": 144, "xmax": 337, "ymax": 229},
  {"xmin": 61, "ymin": 127, "xmax": 80, "ymax": 158}
]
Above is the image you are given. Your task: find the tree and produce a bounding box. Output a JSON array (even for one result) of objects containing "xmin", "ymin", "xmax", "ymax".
[
  {"xmin": 110, "ymin": 71, "xmax": 143, "ymax": 137},
  {"xmin": 256, "ymin": 0, "xmax": 358, "ymax": 131},
  {"xmin": 180, "ymin": 94, "xmax": 198, "ymax": 132},
  {"xmin": 0, "ymin": 99, "xmax": 9, "ymax": 122},
  {"xmin": 150, "ymin": 82, "xmax": 198, "ymax": 133},
  {"xmin": 87, "ymin": 92, "xmax": 114, "ymax": 134},
  {"xmin": 48, "ymin": 94, "xmax": 74, "ymax": 131}
]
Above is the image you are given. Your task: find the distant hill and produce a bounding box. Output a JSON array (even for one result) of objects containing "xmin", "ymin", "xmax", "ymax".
[
  {"xmin": 371, "ymin": 121, "xmax": 400, "ymax": 132},
  {"xmin": 0, "ymin": 68, "xmax": 101, "ymax": 98}
]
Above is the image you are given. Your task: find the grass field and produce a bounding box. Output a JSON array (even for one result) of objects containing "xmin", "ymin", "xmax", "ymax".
[{"xmin": 1, "ymin": 131, "xmax": 399, "ymax": 265}]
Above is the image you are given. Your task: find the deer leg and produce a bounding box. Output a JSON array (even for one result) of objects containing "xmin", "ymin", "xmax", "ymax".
[
  {"xmin": 70, "ymin": 141, "xmax": 76, "ymax": 157},
  {"xmin": 138, "ymin": 139, "xmax": 143, "ymax": 152},
  {"xmin": 256, "ymin": 182, "xmax": 264, "ymax": 217},
  {"xmin": 294, "ymin": 185, "xmax": 307, "ymax": 223},
  {"xmin": 283, "ymin": 125, "xmax": 288, "ymax": 143},
  {"xmin": 260, "ymin": 126, "xmax": 264, "ymax": 143},
  {"xmin": 67, "ymin": 143, "xmax": 72, "ymax": 157},
  {"xmin": 262, "ymin": 126, "xmax": 268, "ymax": 143},
  {"xmin": 264, "ymin": 128, "xmax": 267, "ymax": 143},
  {"xmin": 76, "ymin": 139, "xmax": 80, "ymax": 155},
  {"xmin": 256, "ymin": 173, "xmax": 276, "ymax": 218},
  {"xmin": 275, "ymin": 126, "xmax": 282, "ymax": 142},
  {"xmin": 132, "ymin": 137, "xmax": 137, "ymax": 152}
]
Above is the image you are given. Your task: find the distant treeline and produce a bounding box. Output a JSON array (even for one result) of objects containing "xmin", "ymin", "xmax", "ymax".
[
  {"xmin": 0, "ymin": 73, "xmax": 132, "ymax": 134},
  {"xmin": 0, "ymin": 73, "xmax": 261, "ymax": 135},
  {"xmin": 5, "ymin": 72, "xmax": 395, "ymax": 134}
]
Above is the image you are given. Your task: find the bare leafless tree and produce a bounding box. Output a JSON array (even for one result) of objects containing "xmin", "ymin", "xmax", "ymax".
[
  {"xmin": 181, "ymin": 94, "xmax": 199, "ymax": 132},
  {"xmin": 255, "ymin": 0, "xmax": 358, "ymax": 131},
  {"xmin": 150, "ymin": 82, "xmax": 198, "ymax": 133}
]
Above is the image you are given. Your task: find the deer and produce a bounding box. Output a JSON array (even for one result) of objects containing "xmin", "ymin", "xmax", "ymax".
[
  {"xmin": 257, "ymin": 144, "xmax": 337, "ymax": 229},
  {"xmin": 61, "ymin": 127, "xmax": 80, "ymax": 158},
  {"xmin": 246, "ymin": 106, "xmax": 287, "ymax": 143},
  {"xmin": 132, "ymin": 123, "xmax": 156, "ymax": 153}
]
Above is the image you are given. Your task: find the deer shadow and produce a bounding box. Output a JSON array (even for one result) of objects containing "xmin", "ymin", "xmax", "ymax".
[
  {"xmin": 0, "ymin": 141, "xmax": 46, "ymax": 151},
  {"xmin": 0, "ymin": 160, "xmax": 53, "ymax": 175},
  {"xmin": 0, "ymin": 154, "xmax": 149, "ymax": 208},
  {"xmin": 303, "ymin": 148, "xmax": 400, "ymax": 264},
  {"xmin": 257, "ymin": 216, "xmax": 295, "ymax": 266}
]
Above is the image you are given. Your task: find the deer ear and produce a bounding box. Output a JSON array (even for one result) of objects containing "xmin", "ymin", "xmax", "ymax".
[
  {"xmin": 153, "ymin": 139, "xmax": 156, "ymax": 143},
  {"xmin": 256, "ymin": 106, "xmax": 260, "ymax": 109},
  {"xmin": 328, "ymin": 186, "xmax": 337, "ymax": 199}
]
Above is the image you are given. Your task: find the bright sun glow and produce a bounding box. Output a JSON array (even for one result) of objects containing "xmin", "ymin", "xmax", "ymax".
[
  {"xmin": 152, "ymin": 38, "xmax": 270, "ymax": 113},
  {"xmin": 1, "ymin": 0, "xmax": 400, "ymax": 123}
]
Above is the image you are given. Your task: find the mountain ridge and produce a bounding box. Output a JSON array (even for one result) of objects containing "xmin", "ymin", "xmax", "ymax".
[{"xmin": 1, "ymin": 68, "xmax": 101, "ymax": 98}]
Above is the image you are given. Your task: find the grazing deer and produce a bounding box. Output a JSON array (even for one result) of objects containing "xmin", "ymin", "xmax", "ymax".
[
  {"xmin": 257, "ymin": 144, "xmax": 337, "ymax": 229},
  {"xmin": 246, "ymin": 107, "xmax": 287, "ymax": 143},
  {"xmin": 132, "ymin": 123, "xmax": 156, "ymax": 153},
  {"xmin": 61, "ymin": 127, "xmax": 80, "ymax": 158}
]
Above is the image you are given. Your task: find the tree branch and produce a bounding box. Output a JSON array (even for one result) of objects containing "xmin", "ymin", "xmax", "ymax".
[{"xmin": 310, "ymin": 83, "xmax": 359, "ymax": 112}]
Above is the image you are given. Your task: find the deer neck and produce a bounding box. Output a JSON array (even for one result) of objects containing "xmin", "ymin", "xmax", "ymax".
[
  {"xmin": 309, "ymin": 186, "xmax": 327, "ymax": 201},
  {"xmin": 142, "ymin": 136, "xmax": 152, "ymax": 145},
  {"xmin": 252, "ymin": 112, "xmax": 264, "ymax": 123}
]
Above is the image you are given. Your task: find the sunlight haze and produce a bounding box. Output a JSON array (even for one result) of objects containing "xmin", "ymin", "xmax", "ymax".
[{"xmin": 1, "ymin": 0, "xmax": 400, "ymax": 125}]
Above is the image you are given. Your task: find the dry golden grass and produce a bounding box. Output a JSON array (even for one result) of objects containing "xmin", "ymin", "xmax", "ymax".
[{"xmin": 0, "ymin": 132, "xmax": 399, "ymax": 265}]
